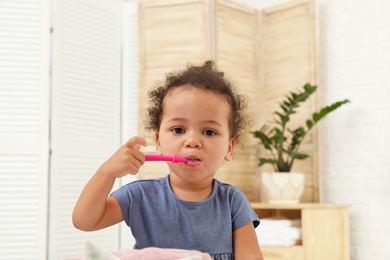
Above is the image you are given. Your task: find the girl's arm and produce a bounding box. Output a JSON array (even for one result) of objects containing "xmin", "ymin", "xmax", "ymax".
[
  {"xmin": 233, "ymin": 222, "xmax": 264, "ymax": 260},
  {"xmin": 72, "ymin": 136, "xmax": 147, "ymax": 231}
]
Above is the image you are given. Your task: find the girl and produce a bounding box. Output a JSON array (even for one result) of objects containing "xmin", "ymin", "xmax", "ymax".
[{"xmin": 73, "ymin": 61, "xmax": 264, "ymax": 260}]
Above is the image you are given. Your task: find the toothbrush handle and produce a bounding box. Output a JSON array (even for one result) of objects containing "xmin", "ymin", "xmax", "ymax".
[
  {"xmin": 144, "ymin": 155, "xmax": 172, "ymax": 162},
  {"xmin": 144, "ymin": 155, "xmax": 188, "ymax": 164}
]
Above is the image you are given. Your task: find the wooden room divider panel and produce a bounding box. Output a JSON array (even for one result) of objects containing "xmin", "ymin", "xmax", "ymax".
[
  {"xmin": 259, "ymin": 0, "xmax": 320, "ymax": 202},
  {"xmin": 137, "ymin": 0, "xmax": 211, "ymax": 180},
  {"xmin": 212, "ymin": 0, "xmax": 260, "ymax": 201}
]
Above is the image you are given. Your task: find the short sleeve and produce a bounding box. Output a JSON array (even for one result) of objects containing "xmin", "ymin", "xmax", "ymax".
[
  {"xmin": 230, "ymin": 188, "xmax": 260, "ymax": 231},
  {"xmin": 110, "ymin": 183, "xmax": 133, "ymax": 226}
]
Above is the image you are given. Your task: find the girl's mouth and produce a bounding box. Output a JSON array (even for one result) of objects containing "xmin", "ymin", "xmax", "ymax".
[
  {"xmin": 185, "ymin": 157, "xmax": 201, "ymax": 167},
  {"xmin": 186, "ymin": 156, "xmax": 200, "ymax": 162}
]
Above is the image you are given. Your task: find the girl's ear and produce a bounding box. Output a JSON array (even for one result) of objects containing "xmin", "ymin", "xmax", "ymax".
[
  {"xmin": 224, "ymin": 138, "xmax": 236, "ymax": 162},
  {"xmin": 155, "ymin": 132, "xmax": 163, "ymax": 155}
]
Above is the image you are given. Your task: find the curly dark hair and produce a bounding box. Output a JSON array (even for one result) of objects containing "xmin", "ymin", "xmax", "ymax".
[{"xmin": 145, "ymin": 60, "xmax": 250, "ymax": 142}]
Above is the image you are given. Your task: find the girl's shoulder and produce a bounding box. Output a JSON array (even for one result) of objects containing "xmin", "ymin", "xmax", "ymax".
[
  {"xmin": 214, "ymin": 179, "xmax": 246, "ymax": 197},
  {"xmin": 122, "ymin": 175, "xmax": 168, "ymax": 189},
  {"xmin": 112, "ymin": 175, "xmax": 170, "ymax": 199}
]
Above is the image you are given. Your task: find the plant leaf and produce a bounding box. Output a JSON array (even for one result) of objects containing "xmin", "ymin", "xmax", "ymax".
[
  {"xmin": 289, "ymin": 127, "xmax": 305, "ymax": 151},
  {"xmin": 306, "ymin": 119, "xmax": 313, "ymax": 129},
  {"xmin": 251, "ymin": 83, "xmax": 350, "ymax": 173},
  {"xmin": 288, "ymin": 150, "xmax": 309, "ymax": 160},
  {"xmin": 308, "ymin": 99, "xmax": 350, "ymax": 129},
  {"xmin": 252, "ymin": 130, "xmax": 273, "ymax": 150},
  {"xmin": 259, "ymin": 158, "xmax": 277, "ymax": 167}
]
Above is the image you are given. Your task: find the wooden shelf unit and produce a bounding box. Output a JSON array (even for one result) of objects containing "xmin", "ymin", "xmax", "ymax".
[{"xmin": 251, "ymin": 203, "xmax": 350, "ymax": 260}]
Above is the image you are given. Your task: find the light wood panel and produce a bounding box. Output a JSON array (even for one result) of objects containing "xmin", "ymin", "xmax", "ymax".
[
  {"xmin": 137, "ymin": 0, "xmax": 211, "ymax": 180},
  {"xmin": 138, "ymin": 0, "xmax": 211, "ymax": 138},
  {"xmin": 259, "ymin": 0, "xmax": 320, "ymax": 202},
  {"xmin": 213, "ymin": 0, "xmax": 260, "ymax": 201},
  {"xmin": 302, "ymin": 208, "xmax": 350, "ymax": 260}
]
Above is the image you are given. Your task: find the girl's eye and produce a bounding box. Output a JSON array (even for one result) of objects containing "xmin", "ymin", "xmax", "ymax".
[
  {"xmin": 203, "ymin": 129, "xmax": 216, "ymax": 136},
  {"xmin": 172, "ymin": 127, "xmax": 185, "ymax": 134}
]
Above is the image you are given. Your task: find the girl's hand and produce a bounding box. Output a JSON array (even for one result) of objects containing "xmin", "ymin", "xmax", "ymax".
[{"xmin": 99, "ymin": 136, "xmax": 148, "ymax": 178}]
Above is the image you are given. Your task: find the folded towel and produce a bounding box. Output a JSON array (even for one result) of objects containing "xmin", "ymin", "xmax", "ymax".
[
  {"xmin": 257, "ymin": 226, "xmax": 302, "ymax": 241},
  {"xmin": 256, "ymin": 218, "xmax": 302, "ymax": 246},
  {"xmin": 260, "ymin": 218, "xmax": 301, "ymax": 227}
]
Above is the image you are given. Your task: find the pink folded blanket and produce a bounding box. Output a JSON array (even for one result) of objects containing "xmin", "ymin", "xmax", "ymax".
[
  {"xmin": 113, "ymin": 247, "xmax": 212, "ymax": 260},
  {"xmin": 66, "ymin": 242, "xmax": 212, "ymax": 260}
]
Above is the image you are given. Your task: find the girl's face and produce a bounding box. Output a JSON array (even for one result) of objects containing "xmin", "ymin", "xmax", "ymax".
[{"xmin": 155, "ymin": 86, "xmax": 235, "ymax": 184}]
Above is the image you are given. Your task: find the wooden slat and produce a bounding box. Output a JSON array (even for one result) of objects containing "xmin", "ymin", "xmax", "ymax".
[
  {"xmin": 259, "ymin": 0, "xmax": 319, "ymax": 202},
  {"xmin": 138, "ymin": 0, "xmax": 210, "ymax": 179},
  {"xmin": 214, "ymin": 0, "xmax": 260, "ymax": 201}
]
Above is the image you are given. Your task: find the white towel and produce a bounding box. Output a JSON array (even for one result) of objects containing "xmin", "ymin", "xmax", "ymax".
[
  {"xmin": 257, "ymin": 226, "xmax": 301, "ymax": 241},
  {"xmin": 260, "ymin": 218, "xmax": 301, "ymax": 227},
  {"xmin": 256, "ymin": 218, "xmax": 302, "ymax": 246}
]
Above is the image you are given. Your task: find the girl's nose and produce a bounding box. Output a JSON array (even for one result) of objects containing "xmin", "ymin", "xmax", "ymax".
[{"xmin": 185, "ymin": 133, "xmax": 202, "ymax": 148}]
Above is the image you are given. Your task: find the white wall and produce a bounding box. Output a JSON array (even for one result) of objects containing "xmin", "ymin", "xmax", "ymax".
[
  {"xmin": 235, "ymin": 0, "xmax": 390, "ymax": 259},
  {"xmin": 318, "ymin": 1, "xmax": 390, "ymax": 259}
]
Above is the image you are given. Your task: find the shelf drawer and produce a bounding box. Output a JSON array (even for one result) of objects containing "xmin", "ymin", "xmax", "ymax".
[{"xmin": 262, "ymin": 246, "xmax": 304, "ymax": 260}]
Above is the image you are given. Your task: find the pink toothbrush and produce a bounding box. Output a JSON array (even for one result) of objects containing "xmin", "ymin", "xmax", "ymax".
[{"xmin": 144, "ymin": 154, "xmax": 189, "ymax": 164}]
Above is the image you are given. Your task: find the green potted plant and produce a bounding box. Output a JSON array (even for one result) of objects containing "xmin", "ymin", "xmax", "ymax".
[{"xmin": 251, "ymin": 83, "xmax": 350, "ymax": 203}]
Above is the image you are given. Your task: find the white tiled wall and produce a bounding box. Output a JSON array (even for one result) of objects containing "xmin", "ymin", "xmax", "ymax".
[{"xmin": 235, "ymin": 0, "xmax": 390, "ymax": 259}]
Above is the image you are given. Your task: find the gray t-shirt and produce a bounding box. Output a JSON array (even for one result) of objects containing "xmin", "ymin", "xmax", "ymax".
[{"xmin": 111, "ymin": 175, "xmax": 259, "ymax": 260}]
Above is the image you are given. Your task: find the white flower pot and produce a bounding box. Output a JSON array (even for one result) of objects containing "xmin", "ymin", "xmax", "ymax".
[{"xmin": 260, "ymin": 172, "xmax": 305, "ymax": 204}]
